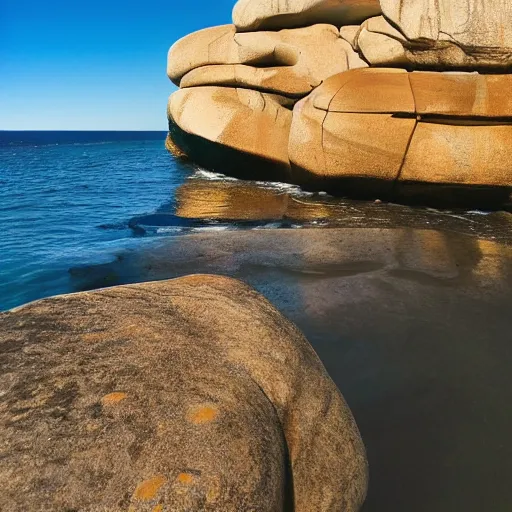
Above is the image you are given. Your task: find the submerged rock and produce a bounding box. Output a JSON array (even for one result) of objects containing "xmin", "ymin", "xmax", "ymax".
[{"xmin": 0, "ymin": 275, "xmax": 367, "ymax": 511}]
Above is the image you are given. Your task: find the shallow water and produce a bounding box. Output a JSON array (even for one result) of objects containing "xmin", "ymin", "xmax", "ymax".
[{"xmin": 2, "ymin": 131, "xmax": 512, "ymax": 510}]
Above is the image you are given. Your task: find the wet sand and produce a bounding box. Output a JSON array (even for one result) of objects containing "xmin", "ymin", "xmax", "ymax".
[{"xmin": 70, "ymin": 222, "xmax": 512, "ymax": 511}]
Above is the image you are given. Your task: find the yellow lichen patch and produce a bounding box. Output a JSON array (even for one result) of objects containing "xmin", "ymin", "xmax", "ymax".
[
  {"xmin": 133, "ymin": 475, "xmax": 167, "ymax": 501},
  {"xmin": 187, "ymin": 405, "xmax": 218, "ymax": 425},
  {"xmin": 152, "ymin": 505, "xmax": 164, "ymax": 512},
  {"xmin": 81, "ymin": 332, "xmax": 106, "ymax": 343},
  {"xmin": 206, "ymin": 482, "xmax": 221, "ymax": 503},
  {"xmin": 177, "ymin": 472, "xmax": 194, "ymax": 484},
  {"xmin": 101, "ymin": 392, "xmax": 128, "ymax": 405}
]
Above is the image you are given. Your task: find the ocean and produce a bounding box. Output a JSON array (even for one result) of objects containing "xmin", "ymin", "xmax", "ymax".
[
  {"xmin": 1, "ymin": 131, "xmax": 181, "ymax": 310},
  {"xmin": 1, "ymin": 130, "xmax": 511, "ymax": 311}
]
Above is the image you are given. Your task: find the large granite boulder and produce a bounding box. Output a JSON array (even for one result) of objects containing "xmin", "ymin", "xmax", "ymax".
[
  {"xmin": 351, "ymin": 4, "xmax": 512, "ymax": 70},
  {"xmin": 0, "ymin": 275, "xmax": 368, "ymax": 511},
  {"xmin": 288, "ymin": 68, "xmax": 416, "ymax": 195},
  {"xmin": 233, "ymin": 0, "xmax": 381, "ymax": 32},
  {"xmin": 289, "ymin": 68, "xmax": 512, "ymax": 204},
  {"xmin": 167, "ymin": 87, "xmax": 294, "ymax": 180},
  {"xmin": 168, "ymin": 24, "xmax": 366, "ymax": 98},
  {"xmin": 166, "ymin": 0, "xmax": 512, "ymax": 207}
]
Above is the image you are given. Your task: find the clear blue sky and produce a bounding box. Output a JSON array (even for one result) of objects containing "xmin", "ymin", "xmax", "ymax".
[{"xmin": 1, "ymin": 0, "xmax": 235, "ymax": 130}]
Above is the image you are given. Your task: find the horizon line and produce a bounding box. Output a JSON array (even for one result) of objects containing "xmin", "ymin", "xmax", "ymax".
[{"xmin": 0, "ymin": 129, "xmax": 168, "ymax": 132}]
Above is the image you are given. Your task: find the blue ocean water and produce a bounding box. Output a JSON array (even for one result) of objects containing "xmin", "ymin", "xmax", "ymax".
[
  {"xmin": 0, "ymin": 131, "xmax": 190, "ymax": 310},
  {"xmin": 1, "ymin": 130, "xmax": 328, "ymax": 310},
  {"xmin": 2, "ymin": 131, "xmax": 510, "ymax": 311}
]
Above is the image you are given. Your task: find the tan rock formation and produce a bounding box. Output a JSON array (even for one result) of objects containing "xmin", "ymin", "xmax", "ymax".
[
  {"xmin": 289, "ymin": 69, "xmax": 417, "ymax": 193},
  {"xmin": 168, "ymin": 24, "xmax": 366, "ymax": 97},
  {"xmin": 232, "ymin": 0, "xmax": 381, "ymax": 32},
  {"xmin": 289, "ymin": 68, "xmax": 512, "ymax": 200},
  {"xmin": 165, "ymin": 1, "xmax": 512, "ymax": 206},
  {"xmin": 165, "ymin": 132, "xmax": 187, "ymax": 158},
  {"xmin": 400, "ymin": 123, "xmax": 512, "ymax": 188},
  {"xmin": 340, "ymin": 25, "xmax": 361, "ymax": 49},
  {"xmin": 355, "ymin": 8, "xmax": 512, "ymax": 70},
  {"xmin": 380, "ymin": 0, "xmax": 512, "ymax": 48},
  {"xmin": 355, "ymin": 16, "xmax": 409, "ymax": 67},
  {"xmin": 168, "ymin": 86, "xmax": 293, "ymax": 179},
  {"xmin": 409, "ymin": 72, "xmax": 512, "ymax": 117},
  {"xmin": 0, "ymin": 275, "xmax": 368, "ymax": 511},
  {"xmin": 403, "ymin": 72, "xmax": 512, "ymax": 189}
]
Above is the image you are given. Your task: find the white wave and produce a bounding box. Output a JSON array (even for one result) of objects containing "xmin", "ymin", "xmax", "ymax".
[
  {"xmin": 252, "ymin": 223, "xmax": 284, "ymax": 230},
  {"xmin": 189, "ymin": 167, "xmax": 316, "ymax": 197},
  {"xmin": 156, "ymin": 227, "xmax": 184, "ymax": 234},
  {"xmin": 191, "ymin": 225, "xmax": 231, "ymax": 232},
  {"xmin": 191, "ymin": 168, "xmax": 238, "ymax": 181},
  {"xmin": 467, "ymin": 210, "xmax": 492, "ymax": 216},
  {"xmin": 73, "ymin": 141, "xmax": 115, "ymax": 146},
  {"xmin": 253, "ymin": 180, "xmax": 315, "ymax": 198}
]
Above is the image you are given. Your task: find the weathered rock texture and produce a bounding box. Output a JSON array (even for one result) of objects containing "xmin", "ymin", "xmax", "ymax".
[
  {"xmin": 168, "ymin": 24, "xmax": 366, "ymax": 97},
  {"xmin": 0, "ymin": 275, "xmax": 367, "ymax": 511},
  {"xmin": 233, "ymin": 0, "xmax": 382, "ymax": 32},
  {"xmin": 289, "ymin": 68, "xmax": 512, "ymax": 201},
  {"xmin": 166, "ymin": 0, "xmax": 512, "ymax": 207},
  {"xmin": 378, "ymin": 0, "xmax": 512, "ymax": 69},
  {"xmin": 351, "ymin": 11, "xmax": 512, "ymax": 70}
]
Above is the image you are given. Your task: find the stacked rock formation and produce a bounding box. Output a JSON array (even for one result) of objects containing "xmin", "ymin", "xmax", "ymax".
[{"xmin": 167, "ymin": 0, "xmax": 512, "ymax": 207}]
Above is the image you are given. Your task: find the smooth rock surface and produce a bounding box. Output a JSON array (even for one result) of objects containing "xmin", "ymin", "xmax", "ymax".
[
  {"xmin": 289, "ymin": 68, "xmax": 512, "ymax": 203},
  {"xmin": 400, "ymin": 123, "xmax": 512, "ymax": 187},
  {"xmin": 233, "ymin": 0, "xmax": 381, "ymax": 32},
  {"xmin": 168, "ymin": 24, "xmax": 366, "ymax": 97},
  {"xmin": 409, "ymin": 72, "xmax": 512, "ymax": 117},
  {"xmin": 0, "ymin": 275, "xmax": 368, "ymax": 511},
  {"xmin": 168, "ymin": 86, "xmax": 293, "ymax": 179},
  {"xmin": 288, "ymin": 69, "xmax": 417, "ymax": 193}
]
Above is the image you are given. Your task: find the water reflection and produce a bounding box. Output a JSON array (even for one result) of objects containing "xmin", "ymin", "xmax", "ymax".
[
  {"xmin": 176, "ymin": 180, "xmax": 289, "ymax": 220},
  {"xmin": 172, "ymin": 177, "xmax": 512, "ymax": 241}
]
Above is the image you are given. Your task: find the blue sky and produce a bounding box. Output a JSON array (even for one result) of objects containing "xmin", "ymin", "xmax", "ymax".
[{"xmin": 1, "ymin": 0, "xmax": 235, "ymax": 130}]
